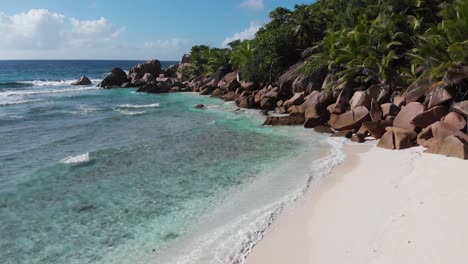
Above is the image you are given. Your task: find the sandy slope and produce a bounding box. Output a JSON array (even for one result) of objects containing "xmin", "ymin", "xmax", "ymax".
[{"xmin": 247, "ymin": 142, "xmax": 468, "ymax": 264}]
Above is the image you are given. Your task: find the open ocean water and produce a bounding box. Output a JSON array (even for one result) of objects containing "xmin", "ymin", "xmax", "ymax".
[{"xmin": 0, "ymin": 60, "xmax": 343, "ymax": 264}]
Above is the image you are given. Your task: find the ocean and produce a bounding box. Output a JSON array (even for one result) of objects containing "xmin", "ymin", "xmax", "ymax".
[{"xmin": 0, "ymin": 60, "xmax": 344, "ymax": 264}]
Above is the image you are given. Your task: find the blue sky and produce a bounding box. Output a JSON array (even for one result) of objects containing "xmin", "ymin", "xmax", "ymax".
[{"xmin": 0, "ymin": 0, "xmax": 313, "ymax": 60}]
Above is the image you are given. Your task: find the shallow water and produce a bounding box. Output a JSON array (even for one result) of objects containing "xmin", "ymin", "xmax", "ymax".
[{"xmin": 0, "ymin": 61, "xmax": 336, "ymax": 264}]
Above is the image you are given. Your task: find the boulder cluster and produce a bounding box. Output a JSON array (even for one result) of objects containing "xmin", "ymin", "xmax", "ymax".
[{"xmin": 95, "ymin": 58, "xmax": 468, "ymax": 160}]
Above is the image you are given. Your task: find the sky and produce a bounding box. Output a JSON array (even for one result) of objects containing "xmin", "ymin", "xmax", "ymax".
[{"xmin": 0, "ymin": 0, "xmax": 313, "ymax": 60}]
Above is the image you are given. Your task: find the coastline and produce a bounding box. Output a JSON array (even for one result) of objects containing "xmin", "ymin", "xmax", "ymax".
[
  {"xmin": 144, "ymin": 118, "xmax": 347, "ymax": 264},
  {"xmin": 247, "ymin": 142, "xmax": 468, "ymax": 263}
]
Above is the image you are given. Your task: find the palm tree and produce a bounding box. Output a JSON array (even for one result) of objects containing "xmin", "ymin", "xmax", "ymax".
[{"xmin": 230, "ymin": 40, "xmax": 254, "ymax": 70}]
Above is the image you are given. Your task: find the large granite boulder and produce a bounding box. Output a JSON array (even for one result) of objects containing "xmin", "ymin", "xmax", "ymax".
[
  {"xmin": 332, "ymin": 86, "xmax": 353, "ymax": 114},
  {"xmin": 377, "ymin": 127, "xmax": 417, "ymax": 150},
  {"xmin": 417, "ymin": 121, "xmax": 468, "ymax": 147},
  {"xmin": 283, "ymin": 93, "xmax": 305, "ymax": 109},
  {"xmin": 452, "ymin": 101, "xmax": 468, "ymax": 117},
  {"xmin": 97, "ymin": 67, "xmax": 128, "ymax": 88},
  {"xmin": 425, "ymin": 135, "xmax": 468, "ymax": 160},
  {"xmin": 298, "ymin": 91, "xmax": 333, "ymax": 128},
  {"xmin": 349, "ymin": 91, "xmax": 371, "ymax": 110},
  {"xmin": 72, "ymin": 76, "xmax": 92, "ymax": 86},
  {"xmin": 393, "ymin": 102, "xmax": 425, "ymax": 131},
  {"xmin": 236, "ymin": 93, "xmax": 255, "ymax": 108},
  {"xmin": 428, "ymin": 86, "xmax": 452, "ymax": 109},
  {"xmin": 218, "ymin": 72, "xmax": 240, "ymax": 91},
  {"xmin": 129, "ymin": 60, "xmax": 162, "ymax": 80},
  {"xmin": 411, "ymin": 105, "xmax": 448, "ymax": 129},
  {"xmin": 442, "ymin": 66, "xmax": 468, "ymax": 87},
  {"xmin": 404, "ymin": 77, "xmax": 432, "ymax": 103},
  {"xmin": 136, "ymin": 82, "xmax": 170, "ymax": 93},
  {"xmin": 141, "ymin": 73, "xmax": 155, "ymax": 83},
  {"xmin": 370, "ymin": 98, "xmax": 382, "ymax": 121},
  {"xmin": 329, "ymin": 106, "xmax": 370, "ymax": 131},
  {"xmin": 442, "ymin": 112, "xmax": 467, "ymax": 131}
]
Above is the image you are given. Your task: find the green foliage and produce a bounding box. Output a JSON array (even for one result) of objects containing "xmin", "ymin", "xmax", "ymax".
[
  {"xmin": 182, "ymin": 45, "xmax": 232, "ymax": 80},
  {"xmin": 182, "ymin": 0, "xmax": 465, "ymax": 90}
]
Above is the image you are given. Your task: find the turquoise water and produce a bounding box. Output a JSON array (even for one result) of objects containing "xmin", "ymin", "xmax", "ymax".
[{"xmin": 0, "ymin": 61, "xmax": 318, "ymax": 264}]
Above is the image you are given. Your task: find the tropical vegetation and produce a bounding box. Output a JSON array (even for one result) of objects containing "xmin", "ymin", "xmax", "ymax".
[{"xmin": 178, "ymin": 0, "xmax": 467, "ymax": 95}]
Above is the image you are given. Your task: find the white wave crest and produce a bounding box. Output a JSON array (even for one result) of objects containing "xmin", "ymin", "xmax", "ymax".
[
  {"xmin": 117, "ymin": 103, "xmax": 160, "ymax": 109},
  {"xmin": 60, "ymin": 152, "xmax": 91, "ymax": 164},
  {"xmin": 115, "ymin": 109, "xmax": 146, "ymax": 115},
  {"xmin": 0, "ymin": 86, "xmax": 98, "ymax": 98},
  {"xmin": 17, "ymin": 79, "xmax": 101, "ymax": 87},
  {"xmin": 0, "ymin": 99, "xmax": 43, "ymax": 106}
]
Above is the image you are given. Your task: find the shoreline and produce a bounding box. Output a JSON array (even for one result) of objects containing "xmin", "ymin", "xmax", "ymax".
[
  {"xmin": 247, "ymin": 142, "xmax": 468, "ymax": 263},
  {"xmin": 144, "ymin": 113, "xmax": 348, "ymax": 263}
]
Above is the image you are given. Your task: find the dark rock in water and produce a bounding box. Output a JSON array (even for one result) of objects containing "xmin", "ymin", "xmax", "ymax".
[
  {"xmin": 351, "ymin": 134, "xmax": 366, "ymax": 143},
  {"xmin": 141, "ymin": 73, "xmax": 155, "ymax": 83},
  {"xmin": 260, "ymin": 110, "xmax": 269, "ymax": 116},
  {"xmin": 195, "ymin": 104, "xmax": 205, "ymax": 109},
  {"xmin": 121, "ymin": 82, "xmax": 135, "ymax": 88},
  {"xmin": 129, "ymin": 60, "xmax": 162, "ymax": 80},
  {"xmin": 314, "ymin": 126, "xmax": 333, "ymax": 134},
  {"xmin": 74, "ymin": 204, "xmax": 96, "ymax": 213},
  {"xmin": 263, "ymin": 115, "xmax": 305, "ymax": 126},
  {"xmin": 137, "ymin": 82, "xmax": 170, "ymax": 93},
  {"xmin": 331, "ymin": 130, "xmax": 353, "ymax": 139},
  {"xmin": 72, "ymin": 76, "xmax": 92, "ymax": 85},
  {"xmin": 97, "ymin": 67, "xmax": 128, "ymax": 88}
]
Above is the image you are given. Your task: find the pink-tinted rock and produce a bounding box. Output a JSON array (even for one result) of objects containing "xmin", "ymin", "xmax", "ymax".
[
  {"xmin": 428, "ymin": 87, "xmax": 452, "ymax": 109},
  {"xmin": 411, "ymin": 105, "xmax": 448, "ymax": 128},
  {"xmin": 377, "ymin": 130, "xmax": 395, "ymax": 149},
  {"xmin": 442, "ymin": 112, "xmax": 467, "ymax": 131},
  {"xmin": 329, "ymin": 106, "xmax": 370, "ymax": 131},
  {"xmin": 425, "ymin": 135, "xmax": 468, "ymax": 160},
  {"xmin": 393, "ymin": 95, "xmax": 406, "ymax": 108},
  {"xmin": 377, "ymin": 88, "xmax": 390, "ymax": 104},
  {"xmin": 380, "ymin": 103, "xmax": 400, "ymax": 119},
  {"xmin": 366, "ymin": 84, "xmax": 382, "ymax": 100},
  {"xmin": 417, "ymin": 121, "xmax": 468, "ymax": 147},
  {"xmin": 299, "ymin": 91, "xmax": 333, "ymax": 119},
  {"xmin": 332, "ymin": 86, "xmax": 353, "ymax": 114},
  {"xmin": 393, "ymin": 102, "xmax": 425, "ymax": 131},
  {"xmin": 370, "ymin": 98, "xmax": 382, "ymax": 121},
  {"xmin": 283, "ymin": 93, "xmax": 305, "ymax": 109},
  {"xmin": 405, "ymin": 77, "xmax": 432, "ymax": 103},
  {"xmin": 390, "ymin": 127, "xmax": 417, "ymax": 149},
  {"xmin": 349, "ymin": 91, "xmax": 371, "ymax": 110},
  {"xmin": 452, "ymin": 101, "xmax": 468, "ymax": 117}
]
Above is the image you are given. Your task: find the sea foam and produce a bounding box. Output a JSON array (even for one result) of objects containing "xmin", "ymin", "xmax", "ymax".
[
  {"xmin": 60, "ymin": 153, "xmax": 91, "ymax": 164},
  {"xmin": 117, "ymin": 103, "xmax": 160, "ymax": 109}
]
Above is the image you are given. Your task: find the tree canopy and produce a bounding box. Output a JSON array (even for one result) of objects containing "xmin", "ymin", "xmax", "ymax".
[{"xmin": 179, "ymin": 0, "xmax": 467, "ymax": 94}]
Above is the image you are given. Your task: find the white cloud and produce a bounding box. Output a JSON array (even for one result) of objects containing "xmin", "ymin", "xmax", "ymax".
[
  {"xmin": 0, "ymin": 9, "xmax": 123, "ymax": 51},
  {"xmin": 240, "ymin": 0, "xmax": 264, "ymax": 10},
  {"xmin": 0, "ymin": 9, "xmax": 190, "ymax": 60},
  {"xmin": 222, "ymin": 22, "xmax": 262, "ymax": 47}
]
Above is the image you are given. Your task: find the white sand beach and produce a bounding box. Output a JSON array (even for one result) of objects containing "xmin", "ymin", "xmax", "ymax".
[{"xmin": 247, "ymin": 142, "xmax": 468, "ymax": 264}]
